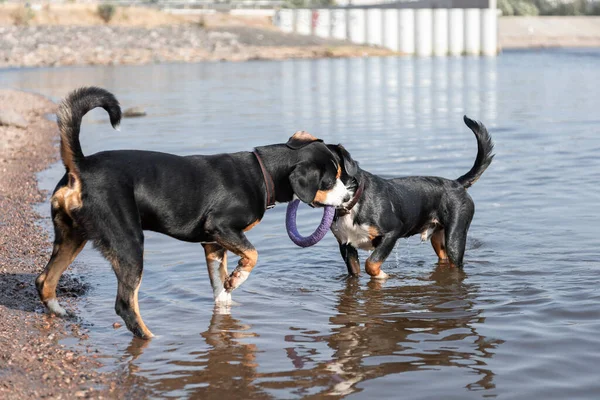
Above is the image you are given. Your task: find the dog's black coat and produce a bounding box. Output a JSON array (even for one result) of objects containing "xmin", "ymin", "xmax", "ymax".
[
  {"xmin": 327, "ymin": 116, "xmax": 494, "ymax": 277},
  {"xmin": 36, "ymin": 87, "xmax": 355, "ymax": 339}
]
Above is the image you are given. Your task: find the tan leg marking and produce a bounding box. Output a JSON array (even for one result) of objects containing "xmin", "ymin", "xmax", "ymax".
[
  {"xmin": 431, "ymin": 229, "xmax": 449, "ymax": 262},
  {"xmin": 203, "ymin": 243, "xmax": 230, "ymax": 302},
  {"xmin": 223, "ymin": 247, "xmax": 258, "ymax": 292},
  {"xmin": 368, "ymin": 226, "xmax": 379, "ymax": 241},
  {"xmin": 117, "ymin": 277, "xmax": 154, "ymax": 339},
  {"xmin": 365, "ymin": 259, "xmax": 387, "ymax": 279},
  {"xmin": 36, "ymin": 238, "xmax": 86, "ymax": 313}
]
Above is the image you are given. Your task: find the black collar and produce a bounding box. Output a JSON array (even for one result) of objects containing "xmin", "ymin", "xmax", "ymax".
[
  {"xmin": 337, "ymin": 179, "xmax": 364, "ymax": 216},
  {"xmin": 252, "ymin": 149, "xmax": 276, "ymax": 210}
]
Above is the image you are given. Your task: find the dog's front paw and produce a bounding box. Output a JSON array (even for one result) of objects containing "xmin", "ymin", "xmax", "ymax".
[{"xmin": 224, "ymin": 268, "xmax": 250, "ymax": 293}]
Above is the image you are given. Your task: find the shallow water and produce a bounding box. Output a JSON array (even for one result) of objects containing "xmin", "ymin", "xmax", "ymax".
[{"xmin": 3, "ymin": 49, "xmax": 600, "ymax": 399}]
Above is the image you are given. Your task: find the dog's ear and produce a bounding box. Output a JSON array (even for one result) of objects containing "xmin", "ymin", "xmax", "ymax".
[
  {"xmin": 286, "ymin": 131, "xmax": 323, "ymax": 150},
  {"xmin": 336, "ymin": 145, "xmax": 359, "ymax": 177},
  {"xmin": 289, "ymin": 162, "xmax": 320, "ymax": 204}
]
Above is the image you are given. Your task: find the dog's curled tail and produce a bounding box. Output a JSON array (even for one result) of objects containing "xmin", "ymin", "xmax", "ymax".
[
  {"xmin": 58, "ymin": 86, "xmax": 121, "ymax": 177},
  {"xmin": 456, "ymin": 115, "xmax": 495, "ymax": 189}
]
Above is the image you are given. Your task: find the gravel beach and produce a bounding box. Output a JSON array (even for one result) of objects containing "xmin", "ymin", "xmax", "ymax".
[
  {"xmin": 0, "ymin": 90, "xmax": 145, "ymax": 399},
  {"xmin": 0, "ymin": 24, "xmax": 391, "ymax": 69}
]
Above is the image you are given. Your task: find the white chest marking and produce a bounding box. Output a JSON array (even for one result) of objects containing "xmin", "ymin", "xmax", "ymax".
[
  {"xmin": 331, "ymin": 205, "xmax": 374, "ymax": 251},
  {"xmin": 323, "ymin": 179, "xmax": 351, "ymax": 207}
]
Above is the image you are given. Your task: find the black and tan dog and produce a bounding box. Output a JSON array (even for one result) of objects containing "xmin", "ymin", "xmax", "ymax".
[
  {"xmin": 35, "ymin": 87, "xmax": 357, "ymax": 339},
  {"xmin": 326, "ymin": 116, "xmax": 494, "ymax": 278}
]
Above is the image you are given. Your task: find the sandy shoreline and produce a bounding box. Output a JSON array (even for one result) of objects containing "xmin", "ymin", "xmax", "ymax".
[{"xmin": 0, "ymin": 90, "xmax": 144, "ymax": 399}]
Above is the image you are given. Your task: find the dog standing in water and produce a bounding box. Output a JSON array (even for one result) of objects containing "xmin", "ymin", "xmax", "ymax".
[
  {"xmin": 328, "ymin": 116, "xmax": 495, "ymax": 278},
  {"xmin": 35, "ymin": 87, "xmax": 358, "ymax": 339}
]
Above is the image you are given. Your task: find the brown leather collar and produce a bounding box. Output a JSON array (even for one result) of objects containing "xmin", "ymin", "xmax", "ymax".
[
  {"xmin": 253, "ymin": 149, "xmax": 276, "ymax": 210},
  {"xmin": 337, "ymin": 179, "xmax": 364, "ymax": 216}
]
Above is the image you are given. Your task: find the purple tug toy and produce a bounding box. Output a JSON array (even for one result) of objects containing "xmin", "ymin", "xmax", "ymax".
[{"xmin": 286, "ymin": 199, "xmax": 335, "ymax": 247}]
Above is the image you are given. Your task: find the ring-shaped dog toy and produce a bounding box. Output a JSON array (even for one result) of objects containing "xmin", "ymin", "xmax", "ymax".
[{"xmin": 286, "ymin": 199, "xmax": 335, "ymax": 247}]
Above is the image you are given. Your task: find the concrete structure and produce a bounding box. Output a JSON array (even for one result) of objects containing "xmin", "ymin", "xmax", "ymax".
[
  {"xmin": 314, "ymin": 9, "xmax": 331, "ymax": 38},
  {"xmin": 331, "ymin": 9, "xmax": 347, "ymax": 40},
  {"xmin": 383, "ymin": 9, "xmax": 399, "ymax": 51},
  {"xmin": 448, "ymin": 9, "xmax": 465, "ymax": 56},
  {"xmin": 432, "ymin": 8, "xmax": 449, "ymax": 56},
  {"xmin": 366, "ymin": 9, "xmax": 383, "ymax": 47},
  {"xmin": 398, "ymin": 9, "xmax": 415, "ymax": 55},
  {"xmin": 275, "ymin": 0, "xmax": 498, "ymax": 57},
  {"xmin": 415, "ymin": 9, "xmax": 433, "ymax": 56},
  {"xmin": 464, "ymin": 8, "xmax": 482, "ymax": 55}
]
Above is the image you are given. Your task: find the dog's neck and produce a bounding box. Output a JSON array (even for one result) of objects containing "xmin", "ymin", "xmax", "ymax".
[{"xmin": 253, "ymin": 144, "xmax": 302, "ymax": 203}]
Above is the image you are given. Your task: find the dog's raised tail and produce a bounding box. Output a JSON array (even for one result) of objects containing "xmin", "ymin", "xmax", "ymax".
[
  {"xmin": 456, "ymin": 116, "xmax": 495, "ymax": 189},
  {"xmin": 57, "ymin": 87, "xmax": 121, "ymax": 176}
]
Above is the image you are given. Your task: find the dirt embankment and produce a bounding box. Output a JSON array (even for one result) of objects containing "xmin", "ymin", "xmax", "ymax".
[
  {"xmin": 0, "ymin": 4, "xmax": 391, "ymax": 68},
  {"xmin": 0, "ymin": 90, "xmax": 143, "ymax": 399}
]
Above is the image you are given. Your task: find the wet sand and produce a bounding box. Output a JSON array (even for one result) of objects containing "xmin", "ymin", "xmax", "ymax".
[{"xmin": 0, "ymin": 90, "xmax": 143, "ymax": 399}]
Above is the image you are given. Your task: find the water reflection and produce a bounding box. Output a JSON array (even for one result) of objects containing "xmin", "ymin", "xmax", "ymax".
[
  {"xmin": 112, "ymin": 264, "xmax": 500, "ymax": 398},
  {"xmin": 279, "ymin": 57, "xmax": 497, "ymax": 142},
  {"xmin": 121, "ymin": 308, "xmax": 265, "ymax": 399},
  {"xmin": 282, "ymin": 264, "xmax": 500, "ymax": 397}
]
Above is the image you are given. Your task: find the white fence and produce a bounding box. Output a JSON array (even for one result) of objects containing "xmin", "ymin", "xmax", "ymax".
[{"xmin": 274, "ymin": 5, "xmax": 498, "ymax": 56}]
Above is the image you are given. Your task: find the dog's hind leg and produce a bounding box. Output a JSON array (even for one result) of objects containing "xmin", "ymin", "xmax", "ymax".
[
  {"xmin": 216, "ymin": 230, "xmax": 257, "ymax": 293},
  {"xmin": 430, "ymin": 229, "xmax": 449, "ymax": 263},
  {"xmin": 36, "ymin": 211, "xmax": 86, "ymax": 316},
  {"xmin": 365, "ymin": 234, "xmax": 398, "ymax": 279},
  {"xmin": 443, "ymin": 203, "xmax": 474, "ymax": 268},
  {"xmin": 100, "ymin": 228, "xmax": 153, "ymax": 339},
  {"xmin": 338, "ymin": 242, "xmax": 361, "ymax": 276},
  {"xmin": 202, "ymin": 243, "xmax": 231, "ymax": 303}
]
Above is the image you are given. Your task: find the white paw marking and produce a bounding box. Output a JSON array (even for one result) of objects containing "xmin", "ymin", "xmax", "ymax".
[
  {"xmin": 214, "ymin": 289, "xmax": 232, "ymax": 304},
  {"xmin": 47, "ymin": 299, "xmax": 67, "ymax": 317},
  {"xmin": 373, "ymin": 270, "xmax": 388, "ymax": 280},
  {"xmin": 232, "ymin": 270, "xmax": 250, "ymax": 289}
]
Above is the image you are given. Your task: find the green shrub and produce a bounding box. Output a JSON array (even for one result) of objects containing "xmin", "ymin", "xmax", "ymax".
[
  {"xmin": 551, "ymin": 0, "xmax": 587, "ymax": 15},
  {"xmin": 97, "ymin": 4, "xmax": 116, "ymax": 23},
  {"xmin": 498, "ymin": 0, "xmax": 515, "ymax": 15},
  {"xmin": 286, "ymin": 0, "xmax": 307, "ymax": 7},
  {"xmin": 512, "ymin": 0, "xmax": 539, "ymax": 15},
  {"xmin": 533, "ymin": 0, "xmax": 554, "ymax": 15},
  {"xmin": 589, "ymin": 2, "xmax": 600, "ymax": 15},
  {"xmin": 535, "ymin": 0, "xmax": 592, "ymax": 15}
]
